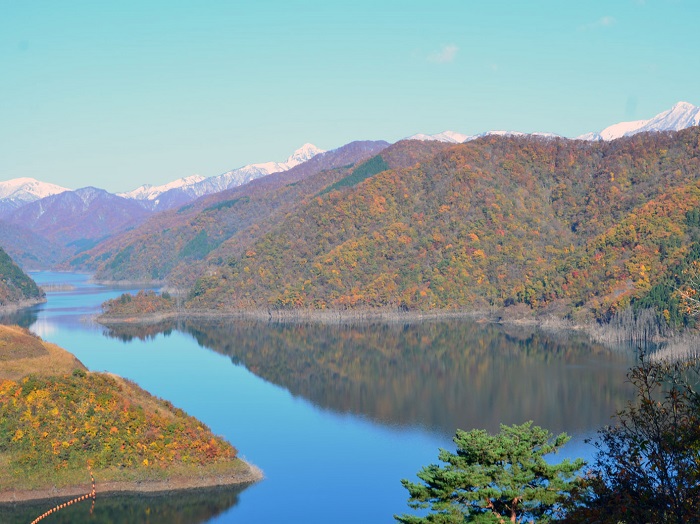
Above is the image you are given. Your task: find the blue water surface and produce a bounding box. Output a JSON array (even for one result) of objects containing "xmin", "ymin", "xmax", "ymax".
[{"xmin": 2, "ymin": 272, "xmax": 634, "ymax": 523}]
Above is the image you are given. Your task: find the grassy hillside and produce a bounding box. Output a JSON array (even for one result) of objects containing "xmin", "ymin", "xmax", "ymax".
[
  {"xmin": 0, "ymin": 325, "xmax": 256, "ymax": 497},
  {"xmin": 180, "ymin": 128, "xmax": 700, "ymax": 323},
  {"xmin": 0, "ymin": 247, "xmax": 44, "ymax": 308}
]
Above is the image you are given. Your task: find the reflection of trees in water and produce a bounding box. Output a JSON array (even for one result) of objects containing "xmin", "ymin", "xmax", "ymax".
[
  {"xmin": 0, "ymin": 484, "xmax": 246, "ymax": 524},
  {"xmin": 102, "ymin": 321, "xmax": 175, "ymax": 342},
  {"xmin": 106, "ymin": 320, "xmax": 636, "ymax": 436},
  {"xmin": 0, "ymin": 307, "xmax": 39, "ymax": 328},
  {"xmin": 1, "ymin": 486, "xmax": 244, "ymax": 524}
]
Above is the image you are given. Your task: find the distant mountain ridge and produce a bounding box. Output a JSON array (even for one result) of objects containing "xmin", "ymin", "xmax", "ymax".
[
  {"xmin": 577, "ymin": 101, "xmax": 700, "ymax": 141},
  {"xmin": 407, "ymin": 130, "xmax": 562, "ymax": 143},
  {"xmin": 172, "ymin": 126, "xmax": 700, "ymax": 326},
  {"xmin": 0, "ymin": 177, "xmax": 70, "ymax": 216},
  {"xmin": 118, "ymin": 143, "xmax": 325, "ymax": 211},
  {"xmin": 76, "ymin": 140, "xmax": 390, "ymax": 283},
  {"xmin": 1, "ymin": 101, "xmax": 699, "ymax": 275},
  {"xmin": 4, "ymin": 186, "xmax": 152, "ymax": 252},
  {"xmin": 1, "ymin": 101, "xmax": 697, "ymax": 214},
  {"xmin": 406, "ymin": 101, "xmax": 700, "ymax": 144},
  {"xmin": 118, "ymin": 175, "xmax": 207, "ymax": 201}
]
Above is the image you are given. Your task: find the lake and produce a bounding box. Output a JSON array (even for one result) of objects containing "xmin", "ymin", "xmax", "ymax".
[{"xmin": 0, "ymin": 272, "xmax": 636, "ymax": 523}]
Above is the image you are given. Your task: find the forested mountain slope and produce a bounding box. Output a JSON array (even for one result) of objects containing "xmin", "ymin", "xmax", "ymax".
[
  {"xmin": 4, "ymin": 187, "xmax": 153, "ymax": 257},
  {"xmin": 0, "ymin": 247, "xmax": 44, "ymax": 308},
  {"xmin": 75, "ymin": 140, "xmax": 396, "ymax": 282},
  {"xmin": 0, "ymin": 220, "xmax": 69, "ymax": 270},
  {"xmin": 180, "ymin": 128, "xmax": 700, "ymax": 322}
]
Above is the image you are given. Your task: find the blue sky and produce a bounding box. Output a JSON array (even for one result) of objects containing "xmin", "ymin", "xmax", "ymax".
[{"xmin": 1, "ymin": 1, "xmax": 698, "ymax": 193}]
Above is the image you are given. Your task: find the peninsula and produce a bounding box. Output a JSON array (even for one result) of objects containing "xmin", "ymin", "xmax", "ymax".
[{"xmin": 0, "ymin": 324, "xmax": 261, "ymax": 504}]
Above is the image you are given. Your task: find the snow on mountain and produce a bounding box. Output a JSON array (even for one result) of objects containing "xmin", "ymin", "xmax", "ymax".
[
  {"xmin": 407, "ymin": 130, "xmax": 562, "ymax": 144},
  {"xmin": 0, "ymin": 178, "xmax": 71, "ymax": 216},
  {"xmin": 170, "ymin": 143, "xmax": 326, "ymax": 201},
  {"xmin": 634, "ymin": 101, "xmax": 700, "ymax": 134},
  {"xmin": 118, "ymin": 175, "xmax": 206, "ymax": 201},
  {"xmin": 5, "ymin": 101, "xmax": 699, "ymax": 216},
  {"xmin": 406, "ymin": 131, "xmax": 472, "ymax": 143},
  {"xmin": 408, "ymin": 102, "xmax": 700, "ymax": 146},
  {"xmin": 119, "ymin": 143, "xmax": 325, "ymax": 210},
  {"xmin": 0, "ymin": 177, "xmax": 69, "ymax": 203},
  {"xmin": 285, "ymin": 143, "xmax": 325, "ymax": 167},
  {"xmin": 473, "ymin": 130, "xmax": 562, "ymax": 140},
  {"xmin": 577, "ymin": 120, "xmax": 648, "ymax": 141},
  {"xmin": 577, "ymin": 101, "xmax": 700, "ymax": 141},
  {"xmin": 5, "ymin": 186, "xmax": 152, "ymax": 248}
]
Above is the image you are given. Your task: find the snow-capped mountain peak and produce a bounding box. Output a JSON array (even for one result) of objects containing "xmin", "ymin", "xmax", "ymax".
[
  {"xmin": 578, "ymin": 101, "xmax": 700, "ymax": 141},
  {"xmin": 116, "ymin": 143, "xmax": 325, "ymax": 211},
  {"xmin": 285, "ymin": 143, "xmax": 325, "ymax": 167},
  {"xmin": 0, "ymin": 177, "xmax": 70, "ymax": 202},
  {"xmin": 195, "ymin": 143, "xmax": 325, "ymax": 195},
  {"xmin": 407, "ymin": 102, "xmax": 700, "ymax": 145},
  {"xmin": 406, "ymin": 131, "xmax": 472, "ymax": 143},
  {"xmin": 119, "ymin": 174, "xmax": 207, "ymax": 201},
  {"xmin": 407, "ymin": 129, "xmax": 563, "ymax": 144},
  {"xmin": 639, "ymin": 101, "xmax": 700, "ymax": 133}
]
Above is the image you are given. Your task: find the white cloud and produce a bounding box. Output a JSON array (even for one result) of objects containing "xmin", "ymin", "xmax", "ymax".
[
  {"xmin": 579, "ymin": 15, "xmax": 616, "ymax": 30},
  {"xmin": 428, "ymin": 44, "xmax": 458, "ymax": 64}
]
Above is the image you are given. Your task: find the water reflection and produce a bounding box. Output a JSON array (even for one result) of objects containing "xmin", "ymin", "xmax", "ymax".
[
  {"xmin": 0, "ymin": 485, "xmax": 246, "ymax": 524},
  {"xmin": 0, "ymin": 306, "xmax": 39, "ymax": 328},
  {"xmin": 104, "ymin": 319, "xmax": 636, "ymax": 437}
]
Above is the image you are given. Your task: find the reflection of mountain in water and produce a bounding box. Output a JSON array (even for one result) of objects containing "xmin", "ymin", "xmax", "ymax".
[
  {"xmin": 0, "ymin": 484, "xmax": 245, "ymax": 524},
  {"xmin": 0, "ymin": 306, "xmax": 38, "ymax": 328},
  {"xmin": 108, "ymin": 320, "xmax": 636, "ymax": 436}
]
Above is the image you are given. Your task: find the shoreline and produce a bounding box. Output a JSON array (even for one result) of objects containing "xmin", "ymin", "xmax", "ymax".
[
  {"xmin": 0, "ymin": 462, "xmax": 263, "ymax": 504},
  {"xmin": 97, "ymin": 306, "xmax": 584, "ymax": 330},
  {"xmin": 0, "ymin": 297, "xmax": 47, "ymax": 315},
  {"xmin": 97, "ymin": 306, "xmax": 693, "ymax": 350}
]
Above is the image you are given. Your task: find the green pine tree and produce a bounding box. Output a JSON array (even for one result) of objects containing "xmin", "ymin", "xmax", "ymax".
[{"xmin": 396, "ymin": 422, "xmax": 585, "ymax": 523}]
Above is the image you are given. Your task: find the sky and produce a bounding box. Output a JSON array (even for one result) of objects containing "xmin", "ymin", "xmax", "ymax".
[{"xmin": 1, "ymin": 0, "xmax": 699, "ymax": 193}]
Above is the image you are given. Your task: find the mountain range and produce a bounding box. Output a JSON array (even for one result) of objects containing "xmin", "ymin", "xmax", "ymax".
[
  {"xmin": 0, "ymin": 102, "xmax": 700, "ymax": 312},
  {"xmin": 0, "ymin": 178, "xmax": 70, "ymax": 216},
  {"xmin": 5, "ymin": 187, "xmax": 152, "ymax": 255},
  {"xmin": 89, "ymin": 124, "xmax": 700, "ymax": 330},
  {"xmin": 75, "ymin": 140, "xmax": 390, "ymax": 282},
  {"xmin": 1, "ymin": 101, "xmax": 697, "ymax": 216},
  {"xmin": 577, "ymin": 101, "xmax": 700, "ymax": 141},
  {"xmin": 116, "ymin": 143, "xmax": 325, "ymax": 211},
  {"xmin": 406, "ymin": 101, "xmax": 699, "ymax": 144}
]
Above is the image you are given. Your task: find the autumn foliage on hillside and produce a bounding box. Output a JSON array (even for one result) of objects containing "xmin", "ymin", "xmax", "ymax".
[
  {"xmin": 0, "ymin": 247, "xmax": 44, "ymax": 307},
  {"xmin": 76, "ymin": 141, "xmax": 392, "ymax": 285},
  {"xmin": 0, "ymin": 324, "xmax": 247, "ymax": 495},
  {"xmin": 0, "ymin": 371, "xmax": 236, "ymax": 479},
  {"xmin": 80, "ymin": 127, "xmax": 700, "ymax": 323},
  {"xmin": 101, "ymin": 290, "xmax": 175, "ymax": 317},
  {"xmin": 178, "ymin": 128, "xmax": 700, "ymax": 322}
]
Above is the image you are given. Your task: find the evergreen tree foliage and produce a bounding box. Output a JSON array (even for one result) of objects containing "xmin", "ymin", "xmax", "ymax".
[
  {"xmin": 396, "ymin": 422, "xmax": 584, "ymax": 523},
  {"xmin": 319, "ymin": 154, "xmax": 390, "ymax": 195}
]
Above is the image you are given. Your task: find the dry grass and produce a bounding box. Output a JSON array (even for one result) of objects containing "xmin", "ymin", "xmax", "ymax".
[{"xmin": 0, "ymin": 325, "xmax": 86, "ymax": 381}]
